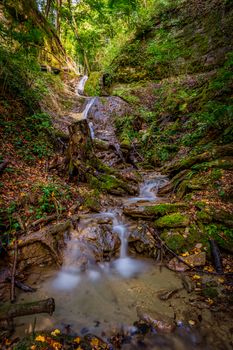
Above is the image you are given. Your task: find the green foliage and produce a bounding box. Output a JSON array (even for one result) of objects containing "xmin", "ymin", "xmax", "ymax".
[
  {"xmin": 205, "ymin": 224, "xmax": 233, "ymax": 250},
  {"xmin": 2, "ymin": 111, "xmax": 54, "ymax": 162},
  {"xmin": 84, "ymin": 72, "xmax": 102, "ymax": 96},
  {"xmin": 112, "ymin": 84, "xmax": 140, "ymax": 104},
  {"xmin": 115, "ymin": 115, "xmax": 139, "ymax": 147}
]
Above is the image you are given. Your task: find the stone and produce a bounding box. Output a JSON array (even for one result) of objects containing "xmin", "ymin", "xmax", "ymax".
[
  {"xmin": 168, "ymin": 252, "xmax": 206, "ymax": 272},
  {"xmin": 136, "ymin": 307, "xmax": 175, "ymax": 333}
]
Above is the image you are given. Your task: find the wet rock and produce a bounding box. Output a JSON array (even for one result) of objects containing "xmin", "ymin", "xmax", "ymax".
[
  {"xmin": 124, "ymin": 203, "xmax": 188, "ymax": 220},
  {"xmin": 168, "ymin": 252, "xmax": 206, "ymax": 272},
  {"xmin": 128, "ymin": 226, "xmax": 157, "ymax": 258},
  {"xmin": 9, "ymin": 221, "xmax": 72, "ymax": 271},
  {"xmin": 181, "ymin": 274, "xmax": 194, "ymax": 293},
  {"xmin": 76, "ymin": 223, "xmax": 120, "ymax": 263},
  {"xmin": 136, "ymin": 307, "xmax": 175, "ymax": 333}
]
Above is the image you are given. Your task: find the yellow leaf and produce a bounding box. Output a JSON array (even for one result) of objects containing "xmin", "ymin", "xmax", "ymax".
[
  {"xmin": 218, "ymin": 278, "xmax": 224, "ymax": 284},
  {"xmin": 76, "ymin": 347, "xmax": 83, "ymax": 350},
  {"xmin": 181, "ymin": 252, "xmax": 189, "ymax": 257},
  {"xmin": 192, "ymin": 274, "xmax": 201, "ymax": 280},
  {"xmin": 52, "ymin": 341, "xmax": 62, "ymax": 349},
  {"xmin": 206, "ymin": 298, "xmax": 214, "ymax": 305},
  {"xmin": 30, "ymin": 346, "xmax": 36, "ymax": 350},
  {"xmin": 74, "ymin": 337, "xmax": 81, "ymax": 344},
  {"xmin": 188, "ymin": 320, "xmax": 195, "ymax": 326},
  {"xmin": 51, "ymin": 329, "xmax": 61, "ymax": 336},
  {"xmin": 90, "ymin": 337, "xmax": 99, "ymax": 347},
  {"xmin": 35, "ymin": 335, "xmax": 46, "ymax": 342}
]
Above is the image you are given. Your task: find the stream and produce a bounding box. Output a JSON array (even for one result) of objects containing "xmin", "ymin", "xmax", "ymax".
[{"xmin": 15, "ymin": 76, "xmax": 232, "ymax": 349}]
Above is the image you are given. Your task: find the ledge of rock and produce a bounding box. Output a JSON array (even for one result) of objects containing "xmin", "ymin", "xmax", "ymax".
[{"xmin": 123, "ymin": 202, "xmax": 188, "ymax": 220}]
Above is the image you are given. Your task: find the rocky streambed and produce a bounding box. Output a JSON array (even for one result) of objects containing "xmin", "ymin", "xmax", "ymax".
[{"xmin": 1, "ymin": 77, "xmax": 233, "ymax": 349}]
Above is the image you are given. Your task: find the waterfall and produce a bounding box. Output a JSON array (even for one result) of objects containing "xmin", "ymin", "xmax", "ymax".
[
  {"xmin": 75, "ymin": 76, "xmax": 96, "ymax": 139},
  {"xmin": 76, "ymin": 75, "xmax": 88, "ymax": 96}
]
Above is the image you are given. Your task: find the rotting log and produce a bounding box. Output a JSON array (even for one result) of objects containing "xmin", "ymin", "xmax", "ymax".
[
  {"xmin": 0, "ymin": 298, "xmax": 55, "ymax": 331},
  {"xmin": 66, "ymin": 120, "xmax": 94, "ymax": 181}
]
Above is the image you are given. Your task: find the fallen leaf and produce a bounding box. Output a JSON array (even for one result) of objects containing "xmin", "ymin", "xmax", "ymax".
[
  {"xmin": 35, "ymin": 335, "xmax": 46, "ymax": 342},
  {"xmin": 188, "ymin": 320, "xmax": 195, "ymax": 326},
  {"xmin": 192, "ymin": 274, "xmax": 201, "ymax": 280},
  {"xmin": 206, "ymin": 298, "xmax": 214, "ymax": 305},
  {"xmin": 218, "ymin": 278, "xmax": 224, "ymax": 284},
  {"xmin": 74, "ymin": 337, "xmax": 81, "ymax": 344},
  {"xmin": 51, "ymin": 329, "xmax": 61, "ymax": 336}
]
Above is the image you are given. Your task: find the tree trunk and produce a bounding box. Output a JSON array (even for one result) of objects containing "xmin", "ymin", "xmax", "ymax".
[{"xmin": 66, "ymin": 120, "xmax": 94, "ymax": 180}]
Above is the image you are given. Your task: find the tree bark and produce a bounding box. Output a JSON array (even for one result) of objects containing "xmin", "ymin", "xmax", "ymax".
[
  {"xmin": 66, "ymin": 120, "xmax": 94, "ymax": 180},
  {"xmin": 0, "ymin": 298, "xmax": 55, "ymax": 322}
]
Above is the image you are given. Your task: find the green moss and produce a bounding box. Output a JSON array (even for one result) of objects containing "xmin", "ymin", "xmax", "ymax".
[
  {"xmin": 88, "ymin": 173, "xmax": 132, "ymax": 195},
  {"xmin": 155, "ymin": 212, "xmax": 190, "ymax": 228},
  {"xmin": 202, "ymin": 287, "xmax": 219, "ymax": 299},
  {"xmin": 196, "ymin": 210, "xmax": 212, "ymax": 223},
  {"xmin": 146, "ymin": 203, "xmax": 188, "ymax": 217},
  {"xmin": 83, "ymin": 189, "xmax": 100, "ymax": 211},
  {"xmin": 112, "ymin": 84, "xmax": 140, "ymax": 104},
  {"xmin": 204, "ymin": 224, "xmax": 233, "ymax": 251},
  {"xmin": 160, "ymin": 231, "xmax": 186, "ymax": 253},
  {"xmin": 84, "ymin": 71, "xmax": 102, "ymax": 96}
]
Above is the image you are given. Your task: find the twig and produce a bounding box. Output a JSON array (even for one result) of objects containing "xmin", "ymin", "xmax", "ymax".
[{"xmin": 10, "ymin": 239, "xmax": 18, "ymax": 303}]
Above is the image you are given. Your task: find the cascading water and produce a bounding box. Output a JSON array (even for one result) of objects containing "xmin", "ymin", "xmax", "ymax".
[
  {"xmin": 76, "ymin": 75, "xmax": 88, "ymax": 96},
  {"xmin": 125, "ymin": 175, "xmax": 168, "ymax": 204},
  {"xmin": 75, "ymin": 76, "xmax": 96, "ymax": 139}
]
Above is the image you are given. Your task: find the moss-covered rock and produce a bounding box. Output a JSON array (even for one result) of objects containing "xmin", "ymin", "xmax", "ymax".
[
  {"xmin": 160, "ymin": 231, "xmax": 186, "ymax": 253},
  {"xmin": 84, "ymin": 71, "xmax": 103, "ymax": 96},
  {"xmin": 155, "ymin": 213, "xmax": 190, "ymax": 228},
  {"xmin": 88, "ymin": 173, "xmax": 137, "ymax": 195},
  {"xmin": 123, "ymin": 202, "xmax": 188, "ymax": 219}
]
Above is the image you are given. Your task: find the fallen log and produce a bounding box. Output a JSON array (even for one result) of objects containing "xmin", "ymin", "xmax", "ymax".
[{"xmin": 0, "ymin": 298, "xmax": 55, "ymax": 323}]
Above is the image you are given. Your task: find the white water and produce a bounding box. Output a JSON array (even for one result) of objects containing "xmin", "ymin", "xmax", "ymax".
[
  {"xmin": 76, "ymin": 75, "xmax": 88, "ymax": 96},
  {"xmin": 75, "ymin": 76, "xmax": 96, "ymax": 138},
  {"xmin": 126, "ymin": 176, "xmax": 168, "ymax": 204}
]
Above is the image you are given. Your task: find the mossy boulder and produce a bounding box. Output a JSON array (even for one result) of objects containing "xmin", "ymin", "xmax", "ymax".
[
  {"xmin": 123, "ymin": 202, "xmax": 188, "ymax": 219},
  {"xmin": 88, "ymin": 173, "xmax": 137, "ymax": 195},
  {"xmin": 155, "ymin": 213, "xmax": 190, "ymax": 228},
  {"xmin": 160, "ymin": 231, "xmax": 186, "ymax": 253},
  {"xmin": 84, "ymin": 71, "xmax": 103, "ymax": 96}
]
